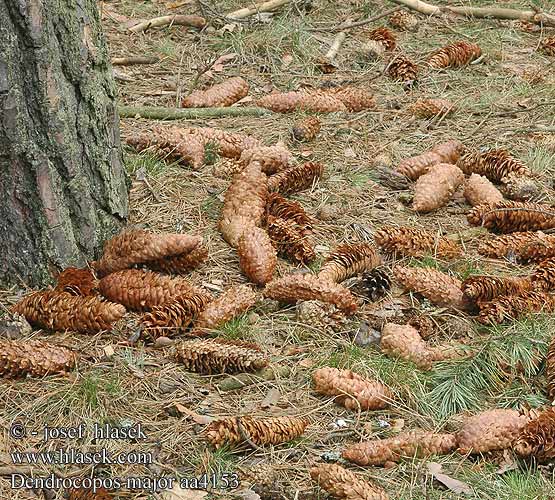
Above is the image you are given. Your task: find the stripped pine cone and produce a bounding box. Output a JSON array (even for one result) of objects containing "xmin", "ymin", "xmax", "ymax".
[
  {"xmin": 99, "ymin": 269, "xmax": 202, "ymax": 312},
  {"xmin": 457, "ymin": 409, "xmax": 530, "ymax": 454},
  {"xmin": 318, "ymin": 243, "xmax": 382, "ymax": 283},
  {"xmin": 427, "ymin": 41, "xmax": 482, "ymax": 69},
  {"xmin": 140, "ymin": 293, "xmax": 210, "ymax": 341},
  {"xmin": 296, "ymin": 300, "xmax": 346, "ymax": 332},
  {"xmin": 205, "ymin": 415, "xmax": 309, "ymax": 448},
  {"xmin": 458, "ymin": 149, "xmax": 531, "ymax": 182},
  {"xmin": 394, "ymin": 265, "xmax": 467, "ymax": 310},
  {"xmin": 239, "ymin": 144, "xmax": 292, "ymax": 175},
  {"xmin": 478, "ymin": 231, "xmax": 555, "ymax": 262},
  {"xmin": 312, "ymin": 367, "xmax": 392, "ymax": 410},
  {"xmin": 547, "ymin": 335, "xmax": 555, "ymax": 401},
  {"xmin": 532, "ymin": 257, "xmax": 555, "ymax": 291},
  {"xmin": 386, "ymin": 53, "xmax": 418, "ymax": 87},
  {"xmin": 412, "ymin": 163, "xmax": 464, "ymax": 213},
  {"xmin": 540, "ymin": 37, "xmax": 555, "ymax": 56},
  {"xmin": 374, "ymin": 225, "xmax": 462, "ymax": 259},
  {"xmin": 408, "ymin": 98, "xmax": 455, "ymax": 119},
  {"xmin": 267, "ymin": 216, "xmax": 316, "ymax": 263},
  {"xmin": 174, "ymin": 338, "xmax": 268, "ymax": 374},
  {"xmin": 266, "ymin": 192, "xmax": 315, "ymax": 230},
  {"xmin": 181, "ymin": 77, "xmax": 249, "ymax": 108},
  {"xmin": 500, "ymin": 172, "xmax": 540, "ymax": 202},
  {"xmin": 237, "ymin": 226, "xmax": 277, "ymax": 285},
  {"xmin": 389, "ymin": 10, "xmax": 418, "ymax": 31},
  {"xmin": 360, "ymin": 40, "xmax": 386, "ymax": 60},
  {"xmin": 478, "ymin": 290, "xmax": 555, "ymax": 324},
  {"xmin": 298, "ymin": 91, "xmax": 347, "ymax": 113},
  {"xmin": 11, "ymin": 291, "xmax": 125, "ymax": 332},
  {"xmin": 514, "ymin": 408, "xmax": 555, "ymax": 461},
  {"xmin": 264, "ymin": 273, "xmax": 358, "ymax": 314},
  {"xmin": 368, "ymin": 26, "xmax": 397, "ymax": 51},
  {"xmin": 0, "ymin": 339, "xmax": 78, "ymax": 378},
  {"xmin": 94, "ymin": 229, "xmax": 202, "ymax": 276},
  {"xmin": 310, "ymin": 463, "xmax": 389, "ymax": 500},
  {"xmin": 467, "ymin": 201, "xmax": 555, "ymax": 233},
  {"xmin": 193, "ymin": 284, "xmax": 257, "ymax": 333},
  {"xmin": 462, "ymin": 275, "xmax": 532, "ymax": 303},
  {"xmin": 67, "ymin": 487, "xmax": 112, "ymax": 500},
  {"xmin": 381, "ymin": 323, "xmax": 438, "ymax": 370},
  {"xmin": 351, "ymin": 268, "xmax": 391, "ymax": 302},
  {"xmin": 55, "ymin": 267, "xmax": 98, "ymax": 296},
  {"xmin": 146, "ymin": 244, "xmax": 208, "ymax": 275},
  {"xmin": 332, "ymin": 87, "xmax": 376, "ymax": 112},
  {"xmin": 342, "ymin": 431, "xmax": 457, "ymax": 466},
  {"xmin": 463, "ymin": 174, "xmax": 504, "ymax": 207},
  {"xmin": 292, "ymin": 116, "xmax": 321, "ymax": 142},
  {"xmin": 267, "ymin": 162, "xmax": 324, "ymax": 195},
  {"xmin": 397, "ymin": 140, "xmax": 464, "ymax": 180}
]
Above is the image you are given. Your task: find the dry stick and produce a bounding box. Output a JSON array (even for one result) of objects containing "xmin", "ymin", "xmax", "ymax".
[
  {"xmin": 227, "ymin": 0, "xmax": 292, "ymax": 19},
  {"xmin": 111, "ymin": 56, "xmax": 159, "ymax": 66},
  {"xmin": 331, "ymin": 6, "xmax": 402, "ymax": 31},
  {"xmin": 118, "ymin": 105, "xmax": 270, "ymax": 120},
  {"xmin": 128, "ymin": 14, "xmax": 206, "ymax": 33}
]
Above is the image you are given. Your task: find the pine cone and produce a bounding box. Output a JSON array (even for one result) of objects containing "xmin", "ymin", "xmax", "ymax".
[
  {"xmin": 427, "ymin": 41, "xmax": 482, "ymax": 69},
  {"xmin": 310, "ymin": 463, "xmax": 389, "ymax": 500},
  {"xmin": 389, "ymin": 10, "xmax": 418, "ymax": 31},
  {"xmin": 193, "ymin": 284, "xmax": 258, "ymax": 333},
  {"xmin": 351, "ymin": 268, "xmax": 391, "ymax": 302},
  {"xmin": 187, "ymin": 126, "xmax": 261, "ymax": 159},
  {"xmin": 140, "ymin": 293, "xmax": 210, "ymax": 341},
  {"xmin": 174, "ymin": 338, "xmax": 268, "ymax": 374},
  {"xmin": 313, "ymin": 367, "xmax": 392, "ymax": 410},
  {"xmin": 266, "ymin": 192, "xmax": 315, "ymax": 230},
  {"xmin": 318, "ymin": 243, "xmax": 382, "ymax": 283},
  {"xmin": 374, "ymin": 225, "xmax": 462, "ymax": 259},
  {"xmin": 547, "ymin": 335, "xmax": 555, "ymax": 401},
  {"xmin": 267, "ymin": 216, "xmax": 316, "ymax": 264},
  {"xmin": 146, "ymin": 244, "xmax": 209, "ymax": 275},
  {"xmin": 413, "ymin": 163, "xmax": 464, "ymax": 213},
  {"xmin": 532, "ymin": 257, "xmax": 555, "ymax": 291},
  {"xmin": 267, "ymin": 162, "xmax": 324, "ymax": 195},
  {"xmin": 386, "ymin": 53, "xmax": 418, "ymax": 87},
  {"xmin": 181, "ymin": 77, "xmax": 249, "ymax": 108},
  {"xmin": 462, "ymin": 275, "xmax": 532, "ymax": 303},
  {"xmin": 540, "ymin": 36, "xmax": 555, "ymax": 56},
  {"xmin": 240, "ymin": 144, "xmax": 293, "ymax": 175},
  {"xmin": 368, "ymin": 26, "xmax": 397, "ymax": 51},
  {"xmin": 237, "ymin": 226, "xmax": 277, "ymax": 285},
  {"xmin": 478, "ymin": 231, "xmax": 555, "ymax": 263},
  {"xmin": 332, "ymin": 87, "xmax": 376, "ymax": 112},
  {"xmin": 500, "ymin": 173, "xmax": 540, "ymax": 202},
  {"xmin": 99, "ymin": 269, "xmax": 201, "ymax": 312},
  {"xmin": 296, "ymin": 300, "xmax": 346, "ymax": 332},
  {"xmin": 394, "ymin": 265, "xmax": 467, "ymax": 310},
  {"xmin": 55, "ymin": 267, "xmax": 98, "ymax": 296},
  {"xmin": 380, "ymin": 323, "xmax": 437, "ymax": 370},
  {"xmin": 342, "ymin": 431, "xmax": 457, "ymax": 466},
  {"xmin": 67, "ymin": 487, "xmax": 112, "ymax": 500},
  {"xmin": 292, "ymin": 116, "xmax": 321, "ymax": 142},
  {"xmin": 0, "ymin": 339, "xmax": 78, "ymax": 378},
  {"xmin": 463, "ymin": 174, "xmax": 504, "ymax": 207},
  {"xmin": 205, "ymin": 415, "xmax": 309, "ymax": 448},
  {"xmin": 298, "ymin": 91, "xmax": 347, "ymax": 113},
  {"xmin": 407, "ymin": 313, "xmax": 435, "ymax": 340},
  {"xmin": 408, "ymin": 98, "xmax": 455, "ymax": 118},
  {"xmin": 458, "ymin": 149, "xmax": 531, "ymax": 182},
  {"xmin": 457, "ymin": 409, "xmax": 530, "ymax": 454},
  {"xmin": 94, "ymin": 229, "xmax": 202, "ymax": 276},
  {"xmin": 478, "ymin": 290, "xmax": 555, "ymax": 324},
  {"xmin": 397, "ymin": 140, "xmax": 464, "ymax": 180},
  {"xmin": 359, "ymin": 40, "xmax": 386, "ymax": 60},
  {"xmin": 263, "ymin": 273, "xmax": 358, "ymax": 314},
  {"xmin": 256, "ymin": 91, "xmax": 303, "ymax": 113},
  {"xmin": 467, "ymin": 201, "xmax": 555, "ymax": 233},
  {"xmin": 514, "ymin": 408, "xmax": 555, "ymax": 461},
  {"xmin": 12, "ymin": 291, "xmax": 125, "ymax": 332}
]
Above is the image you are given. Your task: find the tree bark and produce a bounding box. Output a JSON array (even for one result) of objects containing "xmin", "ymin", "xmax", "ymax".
[{"xmin": 0, "ymin": 0, "xmax": 129, "ymax": 287}]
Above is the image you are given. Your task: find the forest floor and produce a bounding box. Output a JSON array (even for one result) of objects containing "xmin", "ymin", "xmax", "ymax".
[{"xmin": 3, "ymin": 0, "xmax": 555, "ymax": 499}]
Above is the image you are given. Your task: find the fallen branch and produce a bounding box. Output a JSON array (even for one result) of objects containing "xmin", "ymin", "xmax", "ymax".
[
  {"xmin": 129, "ymin": 14, "xmax": 206, "ymax": 33},
  {"xmin": 227, "ymin": 0, "xmax": 292, "ymax": 20},
  {"xmin": 118, "ymin": 105, "xmax": 271, "ymax": 120},
  {"xmin": 111, "ymin": 56, "xmax": 160, "ymax": 66}
]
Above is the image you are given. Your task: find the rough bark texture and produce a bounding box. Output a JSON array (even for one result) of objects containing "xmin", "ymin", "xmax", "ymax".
[{"xmin": 0, "ymin": 0, "xmax": 128, "ymax": 287}]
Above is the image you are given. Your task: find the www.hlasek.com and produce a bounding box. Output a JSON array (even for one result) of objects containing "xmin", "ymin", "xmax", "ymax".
[{"xmin": 11, "ymin": 448, "xmax": 152, "ymax": 465}]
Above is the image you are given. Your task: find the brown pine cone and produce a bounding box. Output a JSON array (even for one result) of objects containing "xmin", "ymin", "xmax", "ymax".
[
  {"xmin": 394, "ymin": 265, "xmax": 467, "ymax": 310},
  {"xmin": 413, "ymin": 163, "xmax": 464, "ymax": 213},
  {"xmin": 205, "ymin": 415, "xmax": 309, "ymax": 449},
  {"xmin": 298, "ymin": 91, "xmax": 347, "ymax": 113},
  {"xmin": 267, "ymin": 216, "xmax": 316, "ymax": 263},
  {"xmin": 514, "ymin": 408, "xmax": 555, "ymax": 461},
  {"xmin": 478, "ymin": 290, "xmax": 555, "ymax": 324},
  {"xmin": 12, "ymin": 291, "xmax": 125, "ymax": 332},
  {"xmin": 237, "ymin": 226, "xmax": 277, "ymax": 285},
  {"xmin": 140, "ymin": 293, "xmax": 210, "ymax": 341},
  {"xmin": 360, "ymin": 40, "xmax": 387, "ymax": 60},
  {"xmin": 342, "ymin": 430, "xmax": 457, "ymax": 466},
  {"xmin": 386, "ymin": 53, "xmax": 418, "ymax": 87},
  {"xmin": 313, "ymin": 367, "xmax": 392, "ymax": 411},
  {"xmin": 532, "ymin": 257, "xmax": 555, "ymax": 291},
  {"xmin": 457, "ymin": 409, "xmax": 530, "ymax": 454},
  {"xmin": 540, "ymin": 36, "xmax": 555, "ymax": 56},
  {"xmin": 462, "ymin": 275, "xmax": 532, "ymax": 303},
  {"xmin": 0, "ymin": 339, "xmax": 78, "ymax": 378},
  {"xmin": 67, "ymin": 487, "xmax": 112, "ymax": 500},
  {"xmin": 240, "ymin": 144, "xmax": 293, "ymax": 175},
  {"xmin": 500, "ymin": 173, "xmax": 540, "ymax": 202},
  {"xmin": 463, "ymin": 174, "xmax": 504, "ymax": 207},
  {"xmin": 263, "ymin": 273, "xmax": 358, "ymax": 314},
  {"xmin": 292, "ymin": 116, "xmax": 321, "ymax": 142},
  {"xmin": 146, "ymin": 244, "xmax": 209, "ymax": 275},
  {"xmin": 266, "ymin": 192, "xmax": 315, "ymax": 230},
  {"xmin": 374, "ymin": 225, "xmax": 462, "ymax": 259},
  {"xmin": 174, "ymin": 338, "xmax": 268, "ymax": 374},
  {"xmin": 310, "ymin": 463, "xmax": 389, "ymax": 500},
  {"xmin": 99, "ymin": 269, "xmax": 201, "ymax": 312},
  {"xmin": 181, "ymin": 77, "xmax": 249, "ymax": 108},
  {"xmin": 256, "ymin": 91, "xmax": 303, "ymax": 113},
  {"xmin": 389, "ymin": 10, "xmax": 418, "ymax": 31},
  {"xmin": 187, "ymin": 126, "xmax": 260, "ymax": 159},
  {"xmin": 193, "ymin": 284, "xmax": 258, "ymax": 333},
  {"xmin": 94, "ymin": 229, "xmax": 202, "ymax": 276},
  {"xmin": 332, "ymin": 87, "xmax": 376, "ymax": 112},
  {"xmin": 458, "ymin": 149, "xmax": 531, "ymax": 182},
  {"xmin": 467, "ymin": 201, "xmax": 555, "ymax": 233},
  {"xmin": 55, "ymin": 267, "xmax": 98, "ymax": 296},
  {"xmin": 296, "ymin": 300, "xmax": 346, "ymax": 332},
  {"xmin": 318, "ymin": 243, "xmax": 381, "ymax": 283},
  {"xmin": 408, "ymin": 98, "xmax": 455, "ymax": 119},
  {"xmin": 397, "ymin": 140, "xmax": 464, "ymax": 180},
  {"xmin": 380, "ymin": 323, "xmax": 436, "ymax": 370},
  {"xmin": 267, "ymin": 162, "xmax": 324, "ymax": 195},
  {"xmin": 407, "ymin": 313, "xmax": 435, "ymax": 340},
  {"xmin": 368, "ymin": 26, "xmax": 397, "ymax": 51},
  {"xmin": 547, "ymin": 335, "xmax": 555, "ymax": 401},
  {"xmin": 478, "ymin": 231, "xmax": 555, "ymax": 263},
  {"xmin": 427, "ymin": 41, "xmax": 482, "ymax": 69}
]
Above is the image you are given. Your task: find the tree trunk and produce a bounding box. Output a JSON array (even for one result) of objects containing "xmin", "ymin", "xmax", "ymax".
[{"xmin": 0, "ymin": 0, "xmax": 129, "ymax": 288}]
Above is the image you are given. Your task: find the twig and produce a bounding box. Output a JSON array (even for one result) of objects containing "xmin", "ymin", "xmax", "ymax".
[
  {"xmin": 118, "ymin": 105, "xmax": 271, "ymax": 120},
  {"xmin": 227, "ymin": 0, "xmax": 292, "ymax": 20},
  {"xmin": 502, "ymin": 126, "xmax": 555, "ymax": 135},
  {"xmin": 129, "ymin": 14, "xmax": 206, "ymax": 33},
  {"xmin": 235, "ymin": 416, "xmax": 264, "ymax": 451},
  {"xmin": 329, "ymin": 6, "xmax": 403, "ymax": 31},
  {"xmin": 111, "ymin": 56, "xmax": 159, "ymax": 66}
]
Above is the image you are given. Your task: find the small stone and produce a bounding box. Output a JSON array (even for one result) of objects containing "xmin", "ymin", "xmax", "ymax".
[
  {"xmin": 353, "ymin": 321, "xmax": 381, "ymax": 346},
  {"xmin": 155, "ymin": 336, "xmax": 173, "ymax": 348},
  {"xmin": 247, "ymin": 312, "xmax": 260, "ymax": 325},
  {"xmin": 317, "ymin": 205, "xmax": 339, "ymax": 221}
]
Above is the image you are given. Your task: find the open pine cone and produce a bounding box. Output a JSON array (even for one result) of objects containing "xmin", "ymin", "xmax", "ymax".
[
  {"xmin": 292, "ymin": 116, "xmax": 321, "ymax": 142},
  {"xmin": 478, "ymin": 231, "xmax": 555, "ymax": 263},
  {"xmin": 267, "ymin": 162, "xmax": 324, "ymax": 195},
  {"xmin": 478, "ymin": 290, "xmax": 555, "ymax": 324},
  {"xmin": 464, "ymin": 174, "xmax": 504, "ymax": 207},
  {"xmin": 500, "ymin": 172, "xmax": 540, "ymax": 202},
  {"xmin": 351, "ymin": 268, "xmax": 391, "ymax": 302},
  {"xmin": 386, "ymin": 53, "xmax": 418, "ymax": 87},
  {"xmin": 408, "ymin": 98, "xmax": 455, "ymax": 119},
  {"xmin": 55, "ymin": 267, "xmax": 98, "ymax": 296},
  {"xmin": 412, "ymin": 163, "xmax": 464, "ymax": 213},
  {"xmin": 532, "ymin": 257, "xmax": 555, "ymax": 291},
  {"xmin": 462, "ymin": 275, "xmax": 532, "ymax": 303},
  {"xmin": 368, "ymin": 26, "xmax": 397, "ymax": 51},
  {"xmin": 427, "ymin": 41, "xmax": 482, "ymax": 68},
  {"xmin": 514, "ymin": 408, "xmax": 555, "ymax": 461},
  {"xmin": 237, "ymin": 226, "xmax": 277, "ymax": 285},
  {"xmin": 181, "ymin": 77, "xmax": 249, "ymax": 108},
  {"xmin": 389, "ymin": 10, "xmax": 418, "ymax": 31},
  {"xmin": 397, "ymin": 139, "xmax": 464, "ymax": 180},
  {"xmin": 266, "ymin": 192, "xmax": 315, "ymax": 230},
  {"xmin": 540, "ymin": 36, "xmax": 555, "ymax": 56},
  {"xmin": 468, "ymin": 201, "xmax": 555, "ymax": 233},
  {"xmin": 318, "ymin": 243, "xmax": 381, "ymax": 283},
  {"xmin": 458, "ymin": 149, "xmax": 531, "ymax": 182}
]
